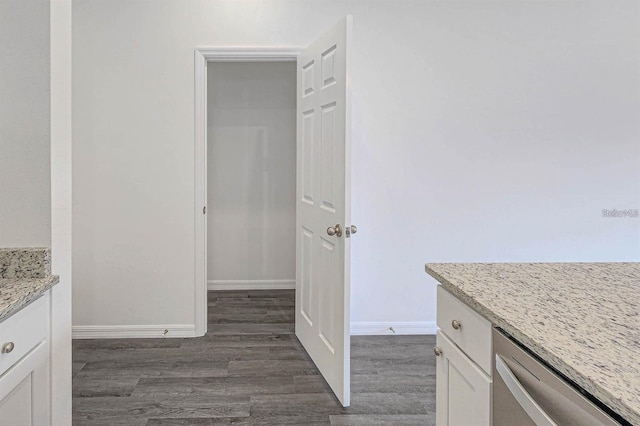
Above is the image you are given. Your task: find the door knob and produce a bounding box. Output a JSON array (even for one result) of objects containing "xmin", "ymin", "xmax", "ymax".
[
  {"xmin": 349, "ymin": 225, "xmax": 357, "ymax": 235},
  {"xmin": 327, "ymin": 224, "xmax": 343, "ymax": 237}
]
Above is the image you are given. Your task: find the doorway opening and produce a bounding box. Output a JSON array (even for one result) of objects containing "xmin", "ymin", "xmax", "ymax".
[
  {"xmin": 207, "ymin": 61, "xmax": 297, "ymax": 292},
  {"xmin": 194, "ymin": 48, "xmax": 302, "ymax": 337},
  {"xmin": 206, "ymin": 60, "xmax": 297, "ymax": 329}
]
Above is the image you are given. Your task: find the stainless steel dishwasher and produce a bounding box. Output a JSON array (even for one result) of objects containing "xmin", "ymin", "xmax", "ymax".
[{"xmin": 492, "ymin": 327, "xmax": 627, "ymax": 426}]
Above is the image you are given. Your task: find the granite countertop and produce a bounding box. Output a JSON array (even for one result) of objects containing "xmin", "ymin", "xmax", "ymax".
[
  {"xmin": 0, "ymin": 275, "xmax": 60, "ymax": 322},
  {"xmin": 0, "ymin": 248, "xmax": 59, "ymax": 323},
  {"xmin": 425, "ymin": 262, "xmax": 640, "ymax": 426}
]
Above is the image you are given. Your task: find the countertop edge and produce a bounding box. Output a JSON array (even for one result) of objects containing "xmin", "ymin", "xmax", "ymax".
[
  {"xmin": 0, "ymin": 275, "xmax": 60, "ymax": 324},
  {"xmin": 425, "ymin": 263, "xmax": 638, "ymax": 426}
]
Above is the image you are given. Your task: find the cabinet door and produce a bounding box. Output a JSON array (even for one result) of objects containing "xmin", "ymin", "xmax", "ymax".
[
  {"xmin": 0, "ymin": 341, "xmax": 49, "ymax": 426},
  {"xmin": 436, "ymin": 331, "xmax": 491, "ymax": 426}
]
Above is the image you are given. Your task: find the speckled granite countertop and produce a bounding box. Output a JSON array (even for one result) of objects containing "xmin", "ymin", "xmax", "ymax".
[
  {"xmin": 0, "ymin": 276, "xmax": 59, "ymax": 323},
  {"xmin": 425, "ymin": 262, "xmax": 640, "ymax": 426},
  {"xmin": 0, "ymin": 248, "xmax": 59, "ymax": 323}
]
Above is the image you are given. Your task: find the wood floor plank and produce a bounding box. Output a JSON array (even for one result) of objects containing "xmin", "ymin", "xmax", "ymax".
[
  {"xmin": 72, "ymin": 290, "xmax": 436, "ymax": 425},
  {"xmin": 131, "ymin": 376, "xmax": 296, "ymax": 397},
  {"xmin": 347, "ymin": 392, "xmax": 433, "ymax": 415},
  {"xmin": 73, "ymin": 416, "xmax": 149, "ymax": 426},
  {"xmin": 238, "ymin": 415, "xmax": 331, "ymax": 425},
  {"xmin": 206, "ymin": 323, "xmax": 294, "ymax": 335},
  {"xmin": 146, "ymin": 419, "xmax": 217, "ymax": 426},
  {"xmin": 75, "ymin": 345, "xmax": 308, "ymax": 363},
  {"xmin": 228, "ymin": 359, "xmax": 320, "ymax": 377},
  {"xmin": 293, "ymin": 375, "xmax": 334, "ymax": 394},
  {"xmin": 73, "ymin": 338, "xmax": 183, "ymax": 350},
  {"xmin": 351, "ymin": 358, "xmax": 436, "ymax": 377},
  {"xmin": 351, "ymin": 373, "xmax": 435, "ymax": 394},
  {"xmin": 211, "ymin": 298, "xmax": 295, "ymax": 308},
  {"xmin": 330, "ymin": 414, "xmax": 435, "ymax": 425},
  {"xmin": 146, "ymin": 415, "xmax": 331, "ymax": 425},
  {"xmin": 72, "ymin": 395, "xmax": 250, "ymax": 419},
  {"xmin": 73, "ymin": 373, "xmax": 139, "ymax": 397},
  {"xmin": 351, "ymin": 335, "xmax": 432, "ymax": 346},
  {"xmin": 74, "ymin": 348, "xmax": 218, "ymax": 363},
  {"xmin": 79, "ymin": 360, "xmax": 229, "ymax": 378},
  {"xmin": 249, "ymin": 393, "xmax": 345, "ymax": 417},
  {"xmin": 208, "ymin": 312, "xmax": 294, "ymax": 324},
  {"xmin": 179, "ymin": 333, "xmax": 299, "ymax": 348}
]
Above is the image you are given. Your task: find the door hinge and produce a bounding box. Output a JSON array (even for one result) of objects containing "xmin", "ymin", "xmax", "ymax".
[{"xmin": 203, "ymin": 206, "xmax": 207, "ymax": 214}]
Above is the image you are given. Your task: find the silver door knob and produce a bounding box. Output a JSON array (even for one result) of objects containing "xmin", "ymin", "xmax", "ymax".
[
  {"xmin": 327, "ymin": 224, "xmax": 343, "ymax": 237},
  {"xmin": 349, "ymin": 225, "xmax": 357, "ymax": 235},
  {"xmin": 2, "ymin": 342, "xmax": 14, "ymax": 354},
  {"xmin": 434, "ymin": 346, "xmax": 442, "ymax": 357},
  {"xmin": 451, "ymin": 320, "xmax": 461, "ymax": 330}
]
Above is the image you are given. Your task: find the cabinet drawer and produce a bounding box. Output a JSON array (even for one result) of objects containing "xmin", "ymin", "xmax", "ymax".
[
  {"xmin": 437, "ymin": 286, "xmax": 491, "ymax": 374},
  {"xmin": 0, "ymin": 293, "xmax": 49, "ymax": 375}
]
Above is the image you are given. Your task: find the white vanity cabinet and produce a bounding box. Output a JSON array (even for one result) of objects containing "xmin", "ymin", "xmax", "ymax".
[
  {"xmin": 435, "ymin": 286, "xmax": 492, "ymax": 426},
  {"xmin": 0, "ymin": 293, "xmax": 50, "ymax": 426}
]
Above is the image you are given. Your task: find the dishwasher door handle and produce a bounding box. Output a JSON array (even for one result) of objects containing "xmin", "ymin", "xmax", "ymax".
[{"xmin": 495, "ymin": 354, "xmax": 558, "ymax": 426}]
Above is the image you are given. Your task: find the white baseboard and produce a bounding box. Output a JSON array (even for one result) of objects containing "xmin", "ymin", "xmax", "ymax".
[
  {"xmin": 207, "ymin": 279, "xmax": 295, "ymax": 291},
  {"xmin": 72, "ymin": 324, "xmax": 197, "ymax": 339},
  {"xmin": 73, "ymin": 321, "xmax": 435, "ymax": 339},
  {"xmin": 350, "ymin": 321, "xmax": 437, "ymax": 336}
]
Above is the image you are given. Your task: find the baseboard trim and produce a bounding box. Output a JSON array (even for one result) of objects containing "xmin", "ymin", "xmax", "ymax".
[
  {"xmin": 350, "ymin": 321, "xmax": 437, "ymax": 336},
  {"xmin": 73, "ymin": 321, "xmax": 435, "ymax": 338},
  {"xmin": 72, "ymin": 324, "xmax": 197, "ymax": 339},
  {"xmin": 207, "ymin": 279, "xmax": 295, "ymax": 291}
]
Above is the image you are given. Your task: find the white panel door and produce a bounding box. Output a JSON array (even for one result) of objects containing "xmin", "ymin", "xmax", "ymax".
[{"xmin": 296, "ymin": 15, "xmax": 353, "ymax": 407}]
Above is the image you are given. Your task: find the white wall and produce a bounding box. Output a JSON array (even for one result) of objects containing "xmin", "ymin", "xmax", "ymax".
[
  {"xmin": 207, "ymin": 62, "xmax": 296, "ymax": 289},
  {"xmin": 72, "ymin": 0, "xmax": 640, "ymax": 333},
  {"xmin": 0, "ymin": 0, "xmax": 51, "ymax": 247}
]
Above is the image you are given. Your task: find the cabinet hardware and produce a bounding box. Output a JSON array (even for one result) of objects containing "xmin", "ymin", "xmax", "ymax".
[
  {"xmin": 452, "ymin": 319, "xmax": 461, "ymax": 330},
  {"xmin": 2, "ymin": 342, "xmax": 14, "ymax": 354}
]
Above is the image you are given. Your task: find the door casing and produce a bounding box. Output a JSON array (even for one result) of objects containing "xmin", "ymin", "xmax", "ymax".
[{"xmin": 193, "ymin": 47, "xmax": 302, "ymax": 336}]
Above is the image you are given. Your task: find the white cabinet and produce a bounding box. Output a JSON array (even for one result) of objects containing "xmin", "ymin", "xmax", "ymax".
[
  {"xmin": 436, "ymin": 331, "xmax": 491, "ymax": 426},
  {"xmin": 0, "ymin": 293, "xmax": 50, "ymax": 426},
  {"xmin": 435, "ymin": 286, "xmax": 492, "ymax": 426}
]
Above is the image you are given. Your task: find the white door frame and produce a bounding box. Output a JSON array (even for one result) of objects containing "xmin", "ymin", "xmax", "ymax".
[{"xmin": 193, "ymin": 47, "xmax": 303, "ymax": 336}]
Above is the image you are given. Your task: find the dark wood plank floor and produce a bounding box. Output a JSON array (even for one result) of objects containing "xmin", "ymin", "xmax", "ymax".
[{"xmin": 72, "ymin": 290, "xmax": 436, "ymax": 425}]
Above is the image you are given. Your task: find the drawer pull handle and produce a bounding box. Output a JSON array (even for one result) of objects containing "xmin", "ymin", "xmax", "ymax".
[
  {"xmin": 434, "ymin": 346, "xmax": 442, "ymax": 356},
  {"xmin": 2, "ymin": 342, "xmax": 14, "ymax": 354},
  {"xmin": 451, "ymin": 320, "xmax": 461, "ymax": 330}
]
